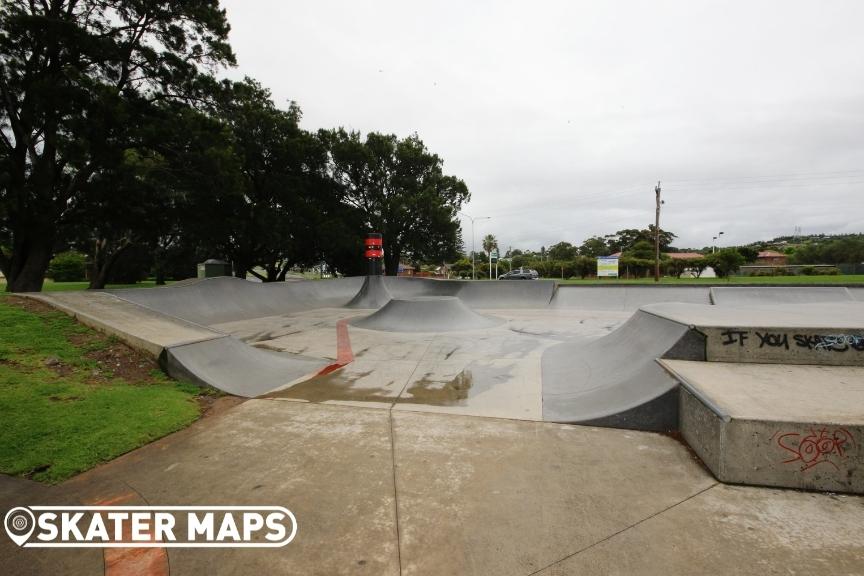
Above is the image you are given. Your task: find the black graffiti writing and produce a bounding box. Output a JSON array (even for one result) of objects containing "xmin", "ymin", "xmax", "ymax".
[
  {"xmin": 755, "ymin": 332, "xmax": 789, "ymax": 350},
  {"xmin": 720, "ymin": 330, "xmax": 749, "ymax": 346},
  {"xmin": 794, "ymin": 333, "xmax": 864, "ymax": 352},
  {"xmin": 719, "ymin": 331, "xmax": 864, "ymax": 353}
]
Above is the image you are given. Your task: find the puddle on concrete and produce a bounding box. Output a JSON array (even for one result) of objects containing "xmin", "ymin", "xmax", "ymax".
[
  {"xmin": 251, "ymin": 342, "xmax": 285, "ymax": 352},
  {"xmin": 398, "ymin": 363, "xmax": 512, "ymax": 406},
  {"xmin": 265, "ymin": 360, "xmax": 514, "ymax": 408},
  {"xmin": 241, "ymin": 329, "xmax": 301, "ymax": 344},
  {"xmin": 266, "ymin": 370, "xmax": 395, "ymax": 402}
]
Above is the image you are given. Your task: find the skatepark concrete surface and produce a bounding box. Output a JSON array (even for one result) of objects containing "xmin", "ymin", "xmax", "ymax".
[
  {"xmin": 7, "ymin": 276, "xmax": 864, "ymax": 574},
  {"xmin": 23, "ymin": 276, "xmax": 864, "ymax": 429},
  {"xmin": 2, "ymin": 400, "xmax": 863, "ymax": 576}
]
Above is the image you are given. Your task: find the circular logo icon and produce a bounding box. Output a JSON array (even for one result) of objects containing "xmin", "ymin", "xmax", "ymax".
[{"xmin": 4, "ymin": 507, "xmax": 35, "ymax": 547}]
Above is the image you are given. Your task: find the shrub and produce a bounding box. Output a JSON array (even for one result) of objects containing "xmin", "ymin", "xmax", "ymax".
[
  {"xmin": 706, "ymin": 249, "xmax": 745, "ymax": 279},
  {"xmin": 47, "ymin": 251, "xmax": 87, "ymax": 282},
  {"xmin": 817, "ymin": 267, "xmax": 840, "ymax": 276},
  {"xmin": 800, "ymin": 266, "xmax": 816, "ymax": 276}
]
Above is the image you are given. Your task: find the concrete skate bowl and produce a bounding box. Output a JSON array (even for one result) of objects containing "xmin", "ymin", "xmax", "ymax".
[
  {"xmin": 350, "ymin": 296, "xmax": 503, "ymax": 332},
  {"xmin": 88, "ymin": 277, "xmax": 863, "ymax": 431}
]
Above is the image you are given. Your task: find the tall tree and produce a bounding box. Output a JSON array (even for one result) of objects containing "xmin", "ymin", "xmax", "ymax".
[
  {"xmin": 548, "ymin": 241, "xmax": 576, "ymax": 261},
  {"xmin": 579, "ymin": 236, "xmax": 609, "ymax": 257},
  {"xmin": 482, "ymin": 234, "xmax": 498, "ymax": 255},
  {"xmin": 322, "ymin": 129, "xmax": 469, "ymax": 275},
  {"xmin": 70, "ymin": 106, "xmax": 241, "ymax": 288},
  {"xmin": 0, "ymin": 0, "xmax": 234, "ymax": 291},
  {"xmin": 605, "ymin": 226, "xmax": 676, "ymax": 253},
  {"xmin": 212, "ymin": 79, "xmax": 331, "ymax": 281}
]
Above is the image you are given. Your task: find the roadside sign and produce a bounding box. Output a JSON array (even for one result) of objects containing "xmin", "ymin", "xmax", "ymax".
[{"xmin": 597, "ymin": 257, "xmax": 619, "ymax": 277}]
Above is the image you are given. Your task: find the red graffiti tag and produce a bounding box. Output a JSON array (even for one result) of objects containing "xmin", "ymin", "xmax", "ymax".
[{"xmin": 774, "ymin": 427, "xmax": 856, "ymax": 472}]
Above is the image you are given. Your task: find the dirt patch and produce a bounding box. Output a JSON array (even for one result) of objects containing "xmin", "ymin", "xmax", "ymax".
[
  {"xmin": 68, "ymin": 331, "xmax": 101, "ymax": 348},
  {"xmin": 5, "ymin": 293, "xmax": 245, "ymax": 418},
  {"xmin": 86, "ymin": 341, "xmax": 158, "ymax": 383},
  {"xmin": 5, "ymin": 295, "xmax": 160, "ymax": 383},
  {"xmin": 197, "ymin": 395, "xmax": 246, "ymax": 418},
  {"xmin": 3, "ymin": 295, "xmax": 59, "ymax": 314},
  {"xmin": 43, "ymin": 356, "xmax": 75, "ymax": 378}
]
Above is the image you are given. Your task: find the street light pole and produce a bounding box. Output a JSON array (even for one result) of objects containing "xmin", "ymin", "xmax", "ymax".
[
  {"xmin": 460, "ymin": 212, "xmax": 490, "ymax": 280},
  {"xmin": 654, "ymin": 181, "xmax": 662, "ymax": 283},
  {"xmin": 712, "ymin": 231, "xmax": 724, "ymax": 254}
]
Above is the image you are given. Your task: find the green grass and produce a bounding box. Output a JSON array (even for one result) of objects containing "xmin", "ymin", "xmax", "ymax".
[
  {"xmin": 0, "ymin": 279, "xmax": 174, "ymax": 292},
  {"xmin": 554, "ymin": 274, "xmax": 864, "ymax": 285},
  {"xmin": 0, "ymin": 296, "xmax": 201, "ymax": 483}
]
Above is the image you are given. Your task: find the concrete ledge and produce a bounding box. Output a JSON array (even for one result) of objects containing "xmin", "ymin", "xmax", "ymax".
[
  {"xmin": 644, "ymin": 302, "xmax": 864, "ymax": 366},
  {"xmin": 664, "ymin": 360, "xmax": 864, "ymax": 494},
  {"xmin": 23, "ymin": 291, "xmax": 222, "ymax": 357}
]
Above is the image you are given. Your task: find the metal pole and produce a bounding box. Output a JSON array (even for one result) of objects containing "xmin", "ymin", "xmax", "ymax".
[
  {"xmin": 654, "ymin": 181, "xmax": 661, "ymax": 283},
  {"xmin": 459, "ymin": 212, "xmax": 490, "ymax": 281},
  {"xmin": 471, "ymin": 217, "xmax": 476, "ymax": 280}
]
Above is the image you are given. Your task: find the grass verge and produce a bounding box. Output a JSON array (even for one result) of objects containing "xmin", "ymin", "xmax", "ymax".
[{"xmin": 0, "ymin": 295, "xmax": 209, "ymax": 483}]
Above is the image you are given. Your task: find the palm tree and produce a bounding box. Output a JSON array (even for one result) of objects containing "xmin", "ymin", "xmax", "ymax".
[
  {"xmin": 482, "ymin": 234, "xmax": 498, "ymax": 255},
  {"xmin": 482, "ymin": 234, "xmax": 498, "ymax": 279}
]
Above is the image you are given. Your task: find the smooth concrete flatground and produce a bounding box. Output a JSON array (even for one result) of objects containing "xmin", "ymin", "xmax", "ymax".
[
  {"xmin": 661, "ymin": 360, "xmax": 864, "ymax": 423},
  {"xmin": 643, "ymin": 300, "xmax": 864, "ymax": 328},
  {"xmin": 212, "ymin": 307, "xmax": 631, "ymax": 420},
  {"xmin": 3, "ymin": 399, "xmax": 863, "ymax": 576}
]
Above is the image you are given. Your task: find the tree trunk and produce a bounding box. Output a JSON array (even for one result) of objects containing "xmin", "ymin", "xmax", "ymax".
[
  {"xmin": 153, "ymin": 248, "xmax": 167, "ymax": 285},
  {"xmin": 383, "ymin": 246, "xmax": 400, "ymax": 276},
  {"xmin": 5, "ymin": 223, "xmax": 55, "ymax": 292},
  {"xmin": 88, "ymin": 238, "xmax": 131, "ymax": 290},
  {"xmin": 233, "ymin": 262, "xmax": 249, "ymax": 279}
]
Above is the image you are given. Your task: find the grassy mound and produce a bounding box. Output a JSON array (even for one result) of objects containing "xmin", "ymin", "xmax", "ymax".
[{"xmin": 0, "ymin": 296, "xmax": 204, "ymax": 483}]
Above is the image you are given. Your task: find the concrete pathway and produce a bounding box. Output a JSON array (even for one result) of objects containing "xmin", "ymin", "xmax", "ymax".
[{"xmin": 3, "ymin": 399, "xmax": 863, "ymax": 575}]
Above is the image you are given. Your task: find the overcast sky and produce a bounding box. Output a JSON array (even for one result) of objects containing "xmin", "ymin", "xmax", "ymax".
[{"xmin": 220, "ymin": 0, "xmax": 864, "ymax": 252}]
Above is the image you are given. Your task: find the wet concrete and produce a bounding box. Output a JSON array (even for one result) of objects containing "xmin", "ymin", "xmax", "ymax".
[
  {"xmin": 5, "ymin": 400, "xmax": 861, "ymax": 576},
  {"xmin": 217, "ymin": 307, "xmax": 598, "ymax": 420}
]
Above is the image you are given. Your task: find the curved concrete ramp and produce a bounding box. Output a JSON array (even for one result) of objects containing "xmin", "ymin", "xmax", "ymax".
[
  {"xmin": 454, "ymin": 280, "xmax": 556, "ymax": 309},
  {"xmin": 111, "ymin": 276, "xmax": 364, "ymax": 325},
  {"xmin": 382, "ymin": 277, "xmax": 556, "ymax": 309},
  {"xmin": 351, "ymin": 296, "xmax": 503, "ymax": 332},
  {"xmin": 346, "ymin": 275, "xmax": 393, "ymax": 308},
  {"xmin": 542, "ymin": 310, "xmax": 703, "ymax": 430},
  {"xmin": 550, "ymin": 286, "xmax": 710, "ymax": 311},
  {"xmin": 161, "ymin": 336, "xmax": 327, "ymax": 397},
  {"xmin": 710, "ymin": 286, "xmax": 854, "ymax": 306}
]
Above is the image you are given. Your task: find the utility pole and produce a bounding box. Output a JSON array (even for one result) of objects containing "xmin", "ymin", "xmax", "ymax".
[
  {"xmin": 459, "ymin": 212, "xmax": 490, "ymax": 280},
  {"xmin": 654, "ymin": 181, "xmax": 661, "ymax": 283}
]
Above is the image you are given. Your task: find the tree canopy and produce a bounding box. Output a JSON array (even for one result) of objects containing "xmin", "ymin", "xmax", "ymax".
[
  {"xmin": 0, "ymin": 1, "xmax": 471, "ymax": 290},
  {"xmin": 0, "ymin": 0, "xmax": 234, "ymax": 291},
  {"xmin": 321, "ymin": 129, "xmax": 469, "ymax": 275}
]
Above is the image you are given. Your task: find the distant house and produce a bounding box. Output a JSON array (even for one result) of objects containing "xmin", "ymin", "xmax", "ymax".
[
  {"xmin": 665, "ymin": 252, "xmax": 704, "ymax": 260},
  {"xmin": 756, "ymin": 250, "xmax": 788, "ymax": 266},
  {"xmin": 397, "ymin": 263, "xmax": 416, "ymax": 276}
]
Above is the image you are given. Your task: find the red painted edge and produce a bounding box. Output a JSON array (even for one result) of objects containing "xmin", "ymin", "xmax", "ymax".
[
  {"xmin": 316, "ymin": 318, "xmax": 354, "ymax": 376},
  {"xmin": 87, "ymin": 493, "xmax": 169, "ymax": 576}
]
